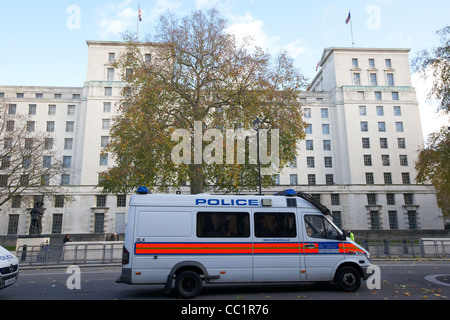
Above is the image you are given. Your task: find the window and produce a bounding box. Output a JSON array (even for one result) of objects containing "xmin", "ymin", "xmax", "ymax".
[
  {"xmin": 107, "ymin": 68, "xmax": 114, "ymax": 81},
  {"xmin": 66, "ymin": 121, "xmax": 74, "ymax": 132},
  {"xmin": 36, "ymin": 93, "xmax": 43, "ymax": 99},
  {"xmin": 117, "ymin": 195, "xmax": 127, "ymax": 207},
  {"xmin": 103, "ymin": 102, "xmax": 111, "ymax": 113},
  {"xmin": 64, "ymin": 138, "xmax": 73, "ymax": 150},
  {"xmin": 325, "ymin": 174, "xmax": 334, "ymax": 185},
  {"xmin": 308, "ymin": 174, "xmax": 316, "ymax": 185},
  {"xmin": 304, "ymin": 108, "xmax": 311, "ymax": 118},
  {"xmin": 12, "ymin": 196, "xmax": 22, "ymax": 208},
  {"xmin": 48, "ymin": 105, "xmax": 56, "ymax": 115},
  {"xmin": 306, "ymin": 140, "xmax": 314, "ymax": 150},
  {"xmin": 306, "ymin": 157, "xmax": 315, "ymax": 168},
  {"xmin": 364, "ymin": 155, "xmax": 372, "ymax": 166},
  {"xmin": 16, "ymin": 93, "xmax": 24, "ymax": 98},
  {"xmin": 386, "ymin": 194, "xmax": 396, "ymax": 205},
  {"xmin": 352, "ymin": 58, "xmax": 359, "ymax": 67},
  {"xmin": 324, "ymin": 156, "xmax": 333, "ymax": 168},
  {"xmin": 322, "ymin": 124, "xmax": 330, "ymax": 134},
  {"xmin": 101, "ymin": 136, "xmax": 110, "ymax": 147},
  {"xmin": 145, "ymin": 53, "xmax": 152, "ymax": 62},
  {"xmin": 357, "ymin": 91, "xmax": 365, "ymax": 100},
  {"xmin": 393, "ymin": 106, "xmax": 402, "ymax": 116},
  {"xmin": 0, "ymin": 175, "xmax": 7, "ymax": 187},
  {"xmin": 376, "ymin": 106, "xmax": 384, "ymax": 116},
  {"xmin": 61, "ymin": 174, "xmax": 70, "ymax": 186},
  {"xmin": 43, "ymin": 156, "xmax": 52, "ymax": 168},
  {"xmin": 102, "ymin": 119, "xmax": 110, "ymax": 130},
  {"xmin": 353, "ymin": 73, "xmax": 361, "ymax": 85},
  {"xmin": 289, "ymin": 158, "xmax": 297, "ymax": 168},
  {"xmin": 305, "ymin": 124, "xmax": 312, "ymax": 134},
  {"xmin": 94, "ymin": 213, "xmax": 105, "ymax": 233},
  {"xmin": 67, "ymin": 105, "xmax": 76, "ymax": 115},
  {"xmin": 360, "ymin": 121, "xmax": 368, "ymax": 132},
  {"xmin": 105, "ymin": 87, "xmax": 112, "ymax": 96},
  {"xmin": 387, "ymin": 74, "xmax": 395, "ymax": 86},
  {"xmin": 331, "ymin": 194, "xmax": 340, "ymax": 205},
  {"xmin": 197, "ymin": 212, "xmax": 250, "ymax": 238},
  {"xmin": 109, "ymin": 52, "xmax": 115, "ymax": 62},
  {"xmin": 401, "ymin": 172, "xmax": 410, "ymax": 184},
  {"xmin": 382, "ymin": 155, "xmax": 390, "ymax": 166},
  {"xmin": 100, "ymin": 154, "xmax": 108, "ymax": 166},
  {"xmin": 388, "ymin": 211, "xmax": 398, "ymax": 230},
  {"xmin": 399, "ymin": 155, "xmax": 408, "ymax": 166},
  {"xmin": 380, "ymin": 138, "xmax": 388, "ymax": 149},
  {"xmin": 365, "ymin": 172, "xmax": 374, "ymax": 184},
  {"xmin": 323, "ymin": 140, "xmax": 331, "ymax": 150},
  {"xmin": 374, "ymin": 91, "xmax": 382, "ymax": 100},
  {"xmin": 362, "ymin": 138, "xmax": 370, "ymax": 149},
  {"xmin": 385, "ymin": 59, "xmax": 392, "ymax": 68},
  {"xmin": 6, "ymin": 121, "xmax": 14, "ymax": 132},
  {"xmin": 395, "ymin": 122, "xmax": 404, "ymax": 132},
  {"xmin": 45, "ymin": 138, "xmax": 53, "ymax": 150},
  {"xmin": 304, "ymin": 215, "xmax": 340, "ymax": 240},
  {"xmin": 96, "ymin": 195, "xmax": 107, "ymax": 207},
  {"xmin": 255, "ymin": 212, "xmax": 296, "ymax": 238},
  {"xmin": 392, "ymin": 92, "xmax": 399, "ymax": 100},
  {"xmin": 321, "ymin": 108, "xmax": 328, "ymax": 118},
  {"xmin": 54, "ymin": 94, "xmax": 62, "ymax": 99},
  {"xmin": 1, "ymin": 157, "xmax": 10, "ymax": 169},
  {"xmin": 359, "ymin": 106, "xmax": 366, "ymax": 116},
  {"xmin": 73, "ymin": 94, "xmax": 80, "ymax": 99},
  {"xmin": 367, "ymin": 194, "xmax": 377, "ymax": 205},
  {"xmin": 55, "ymin": 195, "xmax": 65, "ymax": 208},
  {"xmin": 8, "ymin": 104, "xmax": 16, "ymax": 114},
  {"xmin": 63, "ymin": 156, "xmax": 72, "ymax": 168},
  {"xmin": 27, "ymin": 121, "xmax": 35, "ymax": 132},
  {"xmin": 290, "ymin": 174, "xmax": 298, "ymax": 185},
  {"xmin": 378, "ymin": 122, "xmax": 386, "ymax": 132},
  {"xmin": 52, "ymin": 214, "xmax": 63, "ymax": 234},
  {"xmin": 46, "ymin": 121, "xmax": 55, "ymax": 132},
  {"xmin": 407, "ymin": 211, "xmax": 418, "ymax": 229},
  {"xmin": 384, "ymin": 172, "xmax": 392, "ymax": 184},
  {"xmin": 25, "ymin": 139, "xmax": 33, "ymax": 150},
  {"xmin": 397, "ymin": 138, "xmax": 406, "ymax": 149},
  {"xmin": 7, "ymin": 215, "xmax": 19, "ymax": 235},
  {"xmin": 28, "ymin": 104, "xmax": 37, "ymax": 115},
  {"xmin": 404, "ymin": 193, "xmax": 414, "ymax": 205},
  {"xmin": 369, "ymin": 59, "xmax": 375, "ymax": 68},
  {"xmin": 370, "ymin": 73, "xmax": 378, "ymax": 86},
  {"xmin": 370, "ymin": 211, "xmax": 380, "ymax": 230}
]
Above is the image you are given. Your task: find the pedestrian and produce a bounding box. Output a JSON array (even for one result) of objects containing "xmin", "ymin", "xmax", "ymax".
[
  {"xmin": 347, "ymin": 229, "xmax": 355, "ymax": 241},
  {"xmin": 63, "ymin": 234, "xmax": 72, "ymax": 244}
]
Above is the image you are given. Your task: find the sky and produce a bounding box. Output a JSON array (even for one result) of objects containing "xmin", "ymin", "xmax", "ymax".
[{"xmin": 0, "ymin": 0, "xmax": 448, "ymax": 139}]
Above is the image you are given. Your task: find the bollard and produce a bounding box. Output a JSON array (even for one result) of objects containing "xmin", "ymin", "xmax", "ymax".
[{"xmin": 21, "ymin": 244, "xmax": 27, "ymax": 261}]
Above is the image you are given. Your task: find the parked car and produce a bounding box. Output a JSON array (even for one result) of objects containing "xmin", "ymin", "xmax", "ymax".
[{"xmin": 0, "ymin": 245, "xmax": 19, "ymax": 290}]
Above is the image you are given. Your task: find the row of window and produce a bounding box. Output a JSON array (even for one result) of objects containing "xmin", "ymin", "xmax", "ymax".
[
  {"xmin": 368, "ymin": 210, "xmax": 418, "ymax": 230},
  {"xmin": 0, "ymin": 93, "xmax": 81, "ymax": 100},
  {"xmin": 352, "ymin": 72, "xmax": 395, "ymax": 86},
  {"xmin": 365, "ymin": 172, "xmax": 411, "ymax": 184},
  {"xmin": 7, "ymin": 104, "xmax": 77, "ymax": 116},
  {"xmin": 363, "ymin": 154, "xmax": 409, "ymax": 166},
  {"xmin": 4, "ymin": 120, "xmax": 76, "ymax": 133},
  {"xmin": 360, "ymin": 121, "xmax": 404, "ymax": 132},
  {"xmin": 352, "ymin": 58, "xmax": 393, "ymax": 69}
]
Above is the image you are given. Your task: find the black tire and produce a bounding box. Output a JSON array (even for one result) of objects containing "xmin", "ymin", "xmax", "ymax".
[
  {"xmin": 175, "ymin": 270, "xmax": 202, "ymax": 299},
  {"xmin": 334, "ymin": 266, "xmax": 361, "ymax": 292}
]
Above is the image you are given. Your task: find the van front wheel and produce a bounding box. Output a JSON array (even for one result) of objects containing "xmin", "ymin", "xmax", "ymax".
[
  {"xmin": 175, "ymin": 270, "xmax": 202, "ymax": 299},
  {"xmin": 334, "ymin": 266, "xmax": 361, "ymax": 292}
]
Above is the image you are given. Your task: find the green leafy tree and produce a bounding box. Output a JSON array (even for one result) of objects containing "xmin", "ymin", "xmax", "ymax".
[{"xmin": 99, "ymin": 9, "xmax": 307, "ymax": 195}]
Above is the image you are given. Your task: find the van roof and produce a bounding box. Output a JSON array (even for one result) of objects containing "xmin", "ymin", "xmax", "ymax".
[{"xmin": 129, "ymin": 191, "xmax": 325, "ymax": 213}]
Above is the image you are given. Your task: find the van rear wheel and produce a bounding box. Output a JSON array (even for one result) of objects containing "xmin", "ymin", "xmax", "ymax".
[
  {"xmin": 335, "ymin": 266, "xmax": 361, "ymax": 292},
  {"xmin": 175, "ymin": 270, "xmax": 202, "ymax": 299}
]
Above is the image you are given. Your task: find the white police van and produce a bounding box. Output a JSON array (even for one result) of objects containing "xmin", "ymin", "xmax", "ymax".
[
  {"xmin": 117, "ymin": 188, "xmax": 372, "ymax": 298},
  {"xmin": 0, "ymin": 245, "xmax": 19, "ymax": 290}
]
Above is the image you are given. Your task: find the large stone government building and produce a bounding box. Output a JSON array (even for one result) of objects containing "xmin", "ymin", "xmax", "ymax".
[{"xmin": 0, "ymin": 41, "xmax": 444, "ymax": 237}]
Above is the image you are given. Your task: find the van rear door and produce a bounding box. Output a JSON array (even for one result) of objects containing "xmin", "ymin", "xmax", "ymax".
[{"xmin": 252, "ymin": 208, "xmax": 305, "ymax": 282}]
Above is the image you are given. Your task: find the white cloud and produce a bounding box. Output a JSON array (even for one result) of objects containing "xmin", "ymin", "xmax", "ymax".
[
  {"xmin": 97, "ymin": 0, "xmax": 138, "ymax": 38},
  {"xmin": 226, "ymin": 12, "xmax": 306, "ymax": 58},
  {"xmin": 412, "ymin": 69, "xmax": 449, "ymax": 141}
]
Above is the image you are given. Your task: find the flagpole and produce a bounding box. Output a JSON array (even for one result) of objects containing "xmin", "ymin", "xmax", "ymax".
[
  {"xmin": 137, "ymin": 3, "xmax": 140, "ymax": 41},
  {"xmin": 349, "ymin": 10, "xmax": 354, "ymax": 47}
]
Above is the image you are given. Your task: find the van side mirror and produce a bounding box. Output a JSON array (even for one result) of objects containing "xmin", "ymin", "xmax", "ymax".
[{"xmin": 338, "ymin": 230, "xmax": 347, "ymax": 241}]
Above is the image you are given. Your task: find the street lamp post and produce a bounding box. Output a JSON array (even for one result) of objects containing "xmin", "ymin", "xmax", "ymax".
[{"xmin": 253, "ymin": 117, "xmax": 262, "ymax": 195}]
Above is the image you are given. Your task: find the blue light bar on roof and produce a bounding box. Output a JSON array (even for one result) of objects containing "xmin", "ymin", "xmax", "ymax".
[
  {"xmin": 136, "ymin": 186, "xmax": 150, "ymax": 194},
  {"xmin": 275, "ymin": 189, "xmax": 297, "ymax": 196}
]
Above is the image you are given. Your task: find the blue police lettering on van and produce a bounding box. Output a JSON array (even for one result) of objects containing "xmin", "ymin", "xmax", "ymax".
[{"xmin": 195, "ymin": 199, "xmax": 258, "ymax": 206}]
